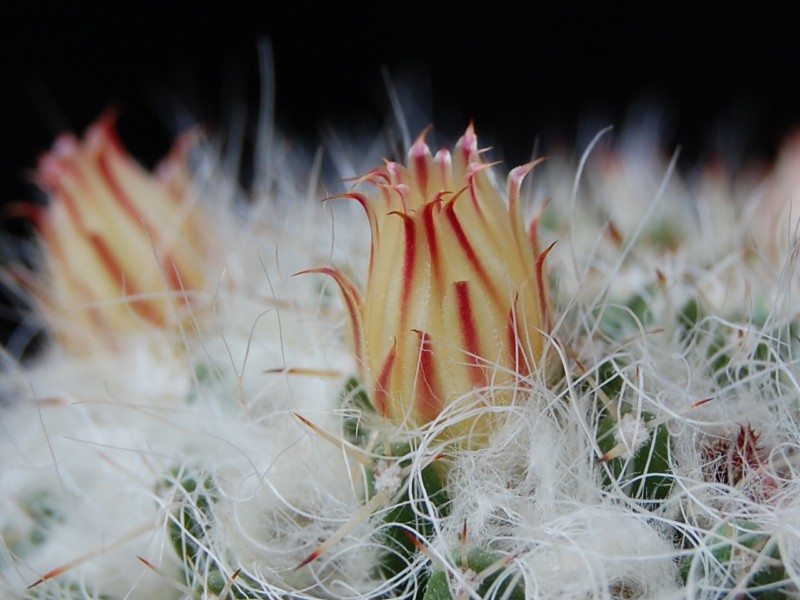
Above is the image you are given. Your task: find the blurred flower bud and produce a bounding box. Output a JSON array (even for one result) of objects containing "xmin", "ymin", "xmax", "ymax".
[{"xmin": 31, "ymin": 114, "xmax": 212, "ymax": 353}]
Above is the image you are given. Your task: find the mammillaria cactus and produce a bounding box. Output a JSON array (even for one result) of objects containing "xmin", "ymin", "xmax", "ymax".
[{"xmin": 1, "ymin": 101, "xmax": 800, "ymax": 599}]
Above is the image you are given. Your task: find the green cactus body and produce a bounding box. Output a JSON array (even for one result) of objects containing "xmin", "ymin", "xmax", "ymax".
[{"xmin": 423, "ymin": 547, "xmax": 525, "ymax": 600}]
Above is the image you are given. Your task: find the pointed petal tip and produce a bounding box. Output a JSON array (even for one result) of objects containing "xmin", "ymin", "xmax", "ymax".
[
  {"xmin": 456, "ymin": 122, "xmax": 479, "ymax": 157},
  {"xmin": 156, "ymin": 126, "xmax": 202, "ymax": 178},
  {"xmin": 411, "ymin": 125, "xmax": 434, "ymax": 153},
  {"xmin": 35, "ymin": 135, "xmax": 79, "ymax": 192},
  {"xmin": 443, "ymin": 185, "xmax": 470, "ymax": 209},
  {"xmin": 85, "ymin": 107, "xmax": 122, "ymax": 152},
  {"xmin": 386, "ymin": 209, "xmax": 414, "ymax": 223},
  {"xmin": 35, "ymin": 109, "xmax": 126, "ymax": 193},
  {"xmin": 509, "ymin": 156, "xmax": 549, "ymax": 184},
  {"xmin": 465, "ymin": 120, "xmax": 476, "ymax": 138},
  {"xmin": 322, "ymin": 192, "xmax": 378, "ymax": 219},
  {"xmin": 468, "ymin": 160, "xmax": 502, "ymax": 176}
]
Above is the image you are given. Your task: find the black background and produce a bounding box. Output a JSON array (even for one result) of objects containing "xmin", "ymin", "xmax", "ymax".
[
  {"xmin": 3, "ymin": 2, "xmax": 800, "ymax": 196},
  {"xmin": 1, "ymin": 1, "xmax": 799, "ymax": 353}
]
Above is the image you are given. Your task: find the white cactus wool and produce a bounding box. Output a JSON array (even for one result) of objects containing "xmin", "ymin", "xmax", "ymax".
[{"xmin": 1, "ymin": 92, "xmax": 800, "ymax": 600}]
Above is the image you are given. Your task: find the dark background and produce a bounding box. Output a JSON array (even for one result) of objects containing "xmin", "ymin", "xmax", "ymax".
[
  {"xmin": 0, "ymin": 1, "xmax": 798, "ymax": 355},
  {"xmin": 3, "ymin": 2, "xmax": 799, "ymax": 197}
]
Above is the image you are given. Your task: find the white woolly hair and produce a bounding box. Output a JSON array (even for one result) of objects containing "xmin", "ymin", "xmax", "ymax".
[{"xmin": 2, "ymin": 49, "xmax": 800, "ymax": 599}]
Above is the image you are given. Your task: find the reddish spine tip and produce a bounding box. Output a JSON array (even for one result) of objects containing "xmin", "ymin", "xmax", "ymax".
[
  {"xmin": 402, "ymin": 529, "xmax": 426, "ymax": 552},
  {"xmin": 295, "ymin": 551, "xmax": 320, "ymax": 571},
  {"xmin": 691, "ymin": 397, "xmax": 715, "ymax": 409},
  {"xmin": 292, "ymin": 412, "xmax": 314, "ymax": 428}
]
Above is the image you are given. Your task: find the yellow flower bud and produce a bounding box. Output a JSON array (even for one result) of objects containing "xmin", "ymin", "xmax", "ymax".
[
  {"xmin": 29, "ymin": 113, "xmax": 212, "ymax": 354},
  {"xmin": 312, "ymin": 126, "xmax": 551, "ymax": 444}
]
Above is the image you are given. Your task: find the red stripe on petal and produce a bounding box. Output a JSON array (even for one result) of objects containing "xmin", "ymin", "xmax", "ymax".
[
  {"xmin": 413, "ymin": 330, "xmax": 443, "ymax": 422},
  {"xmin": 443, "ymin": 197, "xmax": 500, "ymax": 307},
  {"xmin": 528, "ymin": 198, "xmax": 552, "ymax": 259},
  {"xmin": 325, "ymin": 192, "xmax": 380, "ymax": 274},
  {"xmin": 87, "ymin": 233, "xmax": 164, "ymax": 325},
  {"xmin": 296, "ymin": 267, "xmax": 367, "ymax": 378},
  {"xmin": 528, "ymin": 211, "xmax": 541, "ymax": 259},
  {"xmin": 454, "ymin": 281, "xmax": 486, "ymax": 386},
  {"xmin": 44, "ymin": 225, "xmax": 117, "ymax": 341},
  {"xmin": 422, "ymin": 199, "xmax": 443, "ymax": 294},
  {"xmin": 466, "ymin": 162, "xmax": 500, "ymax": 220},
  {"xmin": 459, "ymin": 123, "xmax": 479, "ymax": 164},
  {"xmin": 466, "ymin": 174, "xmax": 485, "ymax": 220},
  {"xmin": 359, "ymin": 167, "xmax": 391, "ymax": 186},
  {"xmin": 373, "ymin": 342, "xmax": 397, "ymax": 417},
  {"xmin": 55, "ymin": 174, "xmax": 88, "ymax": 228},
  {"xmin": 324, "ymin": 192, "xmax": 376, "ymax": 210},
  {"xmin": 162, "ymin": 254, "xmax": 191, "ymax": 307},
  {"xmin": 536, "ymin": 241, "xmax": 557, "ymax": 332},
  {"xmin": 388, "ymin": 210, "xmax": 417, "ymax": 330},
  {"xmin": 388, "ymin": 184, "xmax": 410, "ymax": 214},
  {"xmin": 415, "ymin": 153, "xmax": 428, "ymax": 193},
  {"xmin": 96, "ymin": 135, "xmax": 151, "ymax": 229},
  {"xmin": 58, "ymin": 186, "xmax": 140, "ymax": 312},
  {"xmin": 508, "ymin": 159, "xmax": 547, "ymax": 248}
]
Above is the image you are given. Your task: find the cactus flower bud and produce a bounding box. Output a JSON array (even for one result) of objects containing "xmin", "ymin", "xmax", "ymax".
[
  {"xmin": 29, "ymin": 114, "xmax": 212, "ymax": 354},
  {"xmin": 310, "ymin": 126, "xmax": 551, "ymax": 444}
]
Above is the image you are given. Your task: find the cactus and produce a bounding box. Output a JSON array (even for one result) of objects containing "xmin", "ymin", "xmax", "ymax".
[{"xmin": 2, "ymin": 109, "xmax": 800, "ymax": 600}]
